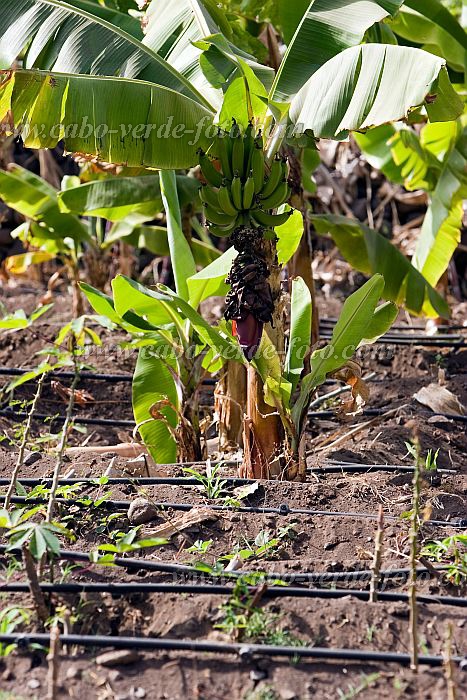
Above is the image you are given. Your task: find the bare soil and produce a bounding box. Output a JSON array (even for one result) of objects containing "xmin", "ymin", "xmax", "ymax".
[{"xmin": 0, "ymin": 283, "xmax": 466, "ymax": 700}]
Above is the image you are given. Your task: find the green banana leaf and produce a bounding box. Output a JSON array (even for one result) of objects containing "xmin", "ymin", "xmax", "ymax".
[
  {"xmin": 390, "ymin": 0, "xmax": 467, "ymax": 73},
  {"xmin": 0, "ymin": 70, "xmax": 214, "ymax": 169},
  {"xmin": 276, "ymin": 209, "xmax": 304, "ymax": 265},
  {"xmin": 289, "ymin": 45, "xmax": 462, "ymax": 139},
  {"xmin": 187, "ymin": 247, "xmax": 237, "ymax": 309},
  {"xmin": 0, "ymin": 0, "xmax": 209, "ymax": 106},
  {"xmin": 58, "ymin": 174, "xmax": 200, "ymax": 221},
  {"xmin": 0, "ymin": 165, "xmax": 89, "ymax": 243},
  {"xmin": 160, "ymin": 170, "xmax": 196, "ymax": 301},
  {"xmin": 80, "ymin": 282, "xmax": 165, "ymax": 333},
  {"xmin": 412, "ymin": 129, "xmax": 467, "ymax": 287},
  {"xmin": 310, "ymin": 213, "xmax": 449, "ymax": 318},
  {"xmin": 291, "ymin": 274, "xmax": 397, "ymax": 432},
  {"xmin": 271, "ymin": 0, "xmax": 403, "ymax": 102},
  {"xmin": 111, "ymin": 275, "xmax": 177, "ymax": 327},
  {"xmin": 285, "ymin": 276, "xmax": 312, "ymax": 393},
  {"xmin": 132, "ymin": 345, "xmax": 178, "ymax": 464}
]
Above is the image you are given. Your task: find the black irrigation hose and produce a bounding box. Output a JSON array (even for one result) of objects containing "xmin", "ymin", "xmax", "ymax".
[
  {"xmin": 2, "ymin": 581, "xmax": 467, "ymax": 608},
  {"xmin": 7, "ymin": 496, "xmax": 467, "ymax": 528},
  {"xmin": 307, "ymin": 408, "xmax": 467, "ymax": 423},
  {"xmin": 2, "ymin": 407, "xmax": 467, "ymax": 428},
  {"xmin": 319, "ymin": 333, "xmax": 465, "ymax": 347},
  {"xmin": 0, "ymin": 545, "xmax": 450, "ymax": 583},
  {"xmin": 0, "ymin": 368, "xmax": 133, "ymax": 383},
  {"xmin": 0, "ymin": 461, "xmax": 457, "ymax": 489},
  {"xmin": 0, "ymin": 633, "xmax": 463, "ymax": 666}
]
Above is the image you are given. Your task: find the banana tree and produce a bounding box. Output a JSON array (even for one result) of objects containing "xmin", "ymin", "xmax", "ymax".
[{"xmin": 0, "ymin": 0, "xmax": 462, "ymax": 479}]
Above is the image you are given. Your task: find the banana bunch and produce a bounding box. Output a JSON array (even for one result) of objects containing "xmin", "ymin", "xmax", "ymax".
[{"xmin": 197, "ymin": 120, "xmax": 292, "ymax": 237}]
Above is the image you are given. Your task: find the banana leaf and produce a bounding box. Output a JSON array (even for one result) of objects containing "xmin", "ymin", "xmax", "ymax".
[{"xmin": 311, "ymin": 213, "xmax": 449, "ymax": 318}]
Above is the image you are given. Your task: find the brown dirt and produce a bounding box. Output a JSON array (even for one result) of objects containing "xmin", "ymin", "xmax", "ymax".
[{"xmin": 0, "ymin": 284, "xmax": 466, "ymax": 700}]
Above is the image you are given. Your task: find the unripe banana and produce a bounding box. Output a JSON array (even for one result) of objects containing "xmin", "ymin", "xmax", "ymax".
[
  {"xmin": 231, "ymin": 172, "xmax": 243, "ymax": 210},
  {"xmin": 251, "ymin": 144, "xmax": 265, "ymax": 194},
  {"xmin": 217, "ymin": 128, "xmax": 233, "ymax": 180},
  {"xmin": 200, "ymin": 185, "xmax": 220, "ymax": 210},
  {"xmin": 231, "ymin": 125, "xmax": 245, "ymax": 179},
  {"xmin": 209, "ymin": 220, "xmax": 239, "ymax": 237},
  {"xmin": 242, "ymin": 171, "xmax": 255, "ymax": 210},
  {"xmin": 218, "ymin": 181, "xmax": 238, "ymax": 217},
  {"xmin": 258, "ymin": 179, "xmax": 291, "ymax": 210},
  {"xmin": 243, "ymin": 121, "xmax": 254, "ymax": 173},
  {"xmin": 260, "ymin": 155, "xmax": 283, "ymax": 199},
  {"xmin": 198, "ymin": 149, "xmax": 222, "ymax": 188},
  {"xmin": 251, "ymin": 208, "xmax": 293, "ymax": 227},
  {"xmin": 204, "ymin": 204, "xmax": 237, "ymax": 226}
]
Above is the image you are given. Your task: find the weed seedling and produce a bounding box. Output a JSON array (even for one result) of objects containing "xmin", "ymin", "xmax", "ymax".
[
  {"xmin": 182, "ymin": 463, "xmax": 227, "ymax": 498},
  {"xmin": 337, "ymin": 673, "xmax": 381, "ymax": 700},
  {"xmin": 0, "ymin": 606, "xmax": 31, "ymax": 656},
  {"xmin": 421, "ymin": 534, "xmax": 467, "ymax": 585}
]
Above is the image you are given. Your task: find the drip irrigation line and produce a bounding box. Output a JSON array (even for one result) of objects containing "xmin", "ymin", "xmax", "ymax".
[
  {"xmin": 0, "ymin": 545, "xmax": 449, "ymax": 583},
  {"xmin": 2, "ymin": 407, "xmax": 466, "ymax": 429},
  {"xmin": 0, "ymin": 410, "xmax": 134, "ymax": 428},
  {"xmin": 319, "ymin": 318, "xmax": 466, "ymax": 332},
  {"xmin": 0, "ymin": 460, "xmax": 456, "ymax": 489},
  {"xmin": 0, "ymin": 368, "xmax": 133, "ymax": 383},
  {"xmin": 7, "ymin": 496, "xmax": 466, "ymax": 528},
  {"xmin": 318, "ymin": 333, "xmax": 465, "ymax": 348},
  {"xmin": 1, "ymin": 581, "xmax": 467, "ymax": 608},
  {"xmin": 307, "ymin": 408, "xmax": 467, "ymax": 423},
  {"xmin": 0, "ymin": 633, "xmax": 462, "ymax": 666}
]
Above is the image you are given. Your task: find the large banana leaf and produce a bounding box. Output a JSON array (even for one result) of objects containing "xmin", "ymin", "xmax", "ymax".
[
  {"xmin": 291, "ymin": 275, "xmax": 397, "ymax": 433},
  {"xmin": 354, "ymin": 120, "xmax": 461, "ymax": 186},
  {"xmin": 412, "ymin": 129, "xmax": 467, "ymax": 287},
  {"xmin": 0, "ymin": 70, "xmax": 214, "ymax": 169},
  {"xmin": 133, "ymin": 345, "xmax": 179, "ymax": 464},
  {"xmin": 187, "ymin": 246, "xmax": 237, "ymax": 308},
  {"xmin": 271, "ymin": 0, "xmax": 403, "ymax": 102},
  {"xmin": 285, "ymin": 276, "xmax": 312, "ymax": 393},
  {"xmin": 58, "ymin": 173, "xmax": 199, "ymax": 220},
  {"xmin": 160, "ymin": 169, "xmax": 196, "ymax": 301},
  {"xmin": 289, "ymin": 45, "xmax": 462, "ymax": 139},
  {"xmin": 390, "ymin": 0, "xmax": 467, "ymax": 73},
  {"xmin": 311, "ymin": 214, "xmax": 449, "ymax": 318},
  {"xmin": 0, "ymin": 0, "xmax": 211, "ymax": 107},
  {"xmin": 0, "ymin": 164, "xmax": 89, "ymax": 243}
]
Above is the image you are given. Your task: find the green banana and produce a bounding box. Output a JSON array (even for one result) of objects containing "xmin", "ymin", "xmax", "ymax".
[
  {"xmin": 243, "ymin": 121, "xmax": 254, "ymax": 173},
  {"xmin": 258, "ymin": 178, "xmax": 291, "ymax": 210},
  {"xmin": 218, "ymin": 181, "xmax": 238, "ymax": 217},
  {"xmin": 204, "ymin": 204, "xmax": 237, "ymax": 226},
  {"xmin": 251, "ymin": 208, "xmax": 293, "ymax": 227},
  {"xmin": 260, "ymin": 155, "xmax": 284, "ymax": 199},
  {"xmin": 231, "ymin": 124, "xmax": 245, "ymax": 179},
  {"xmin": 200, "ymin": 185, "xmax": 220, "ymax": 210},
  {"xmin": 217, "ymin": 128, "xmax": 233, "ymax": 180},
  {"xmin": 251, "ymin": 144, "xmax": 265, "ymax": 194},
  {"xmin": 198, "ymin": 149, "xmax": 222, "ymax": 188},
  {"xmin": 209, "ymin": 220, "xmax": 239, "ymax": 237},
  {"xmin": 242, "ymin": 171, "xmax": 255, "ymax": 210},
  {"xmin": 231, "ymin": 172, "xmax": 243, "ymax": 210}
]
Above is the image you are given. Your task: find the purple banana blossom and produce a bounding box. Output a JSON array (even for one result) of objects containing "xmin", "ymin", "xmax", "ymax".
[{"xmin": 233, "ymin": 310, "xmax": 263, "ymax": 362}]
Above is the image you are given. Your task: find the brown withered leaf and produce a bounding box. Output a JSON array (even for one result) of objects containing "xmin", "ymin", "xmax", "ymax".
[
  {"xmin": 51, "ymin": 380, "xmax": 94, "ymax": 406},
  {"xmin": 413, "ymin": 383, "xmax": 465, "ymax": 416},
  {"xmin": 331, "ymin": 360, "xmax": 370, "ymax": 417}
]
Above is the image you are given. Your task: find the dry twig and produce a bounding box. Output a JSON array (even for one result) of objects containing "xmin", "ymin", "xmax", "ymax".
[{"xmin": 369, "ymin": 505, "xmax": 384, "ymax": 602}]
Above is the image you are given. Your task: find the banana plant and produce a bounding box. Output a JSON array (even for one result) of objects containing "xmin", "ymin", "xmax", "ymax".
[{"xmin": 0, "ymin": 0, "xmax": 463, "ymax": 479}]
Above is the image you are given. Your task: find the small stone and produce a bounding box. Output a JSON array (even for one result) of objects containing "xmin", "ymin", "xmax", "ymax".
[
  {"xmin": 108, "ymin": 670, "xmax": 122, "ymax": 682},
  {"xmin": 132, "ymin": 687, "xmax": 146, "ymax": 698},
  {"xmin": 96, "ymin": 650, "xmax": 141, "ymax": 667},
  {"xmin": 28, "ymin": 679, "xmax": 41, "ymax": 689},
  {"xmin": 66, "ymin": 666, "xmax": 82, "ymax": 680},
  {"xmin": 250, "ymin": 669, "xmax": 267, "ymax": 681},
  {"xmin": 23, "ymin": 451, "xmax": 43, "ymax": 466},
  {"xmin": 457, "ymin": 619, "xmax": 465, "ymax": 628},
  {"xmin": 279, "ymin": 689, "xmax": 297, "ymax": 700},
  {"xmin": 127, "ymin": 498, "xmax": 159, "ymax": 525},
  {"xmin": 323, "ymin": 541, "xmax": 337, "ymax": 551}
]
